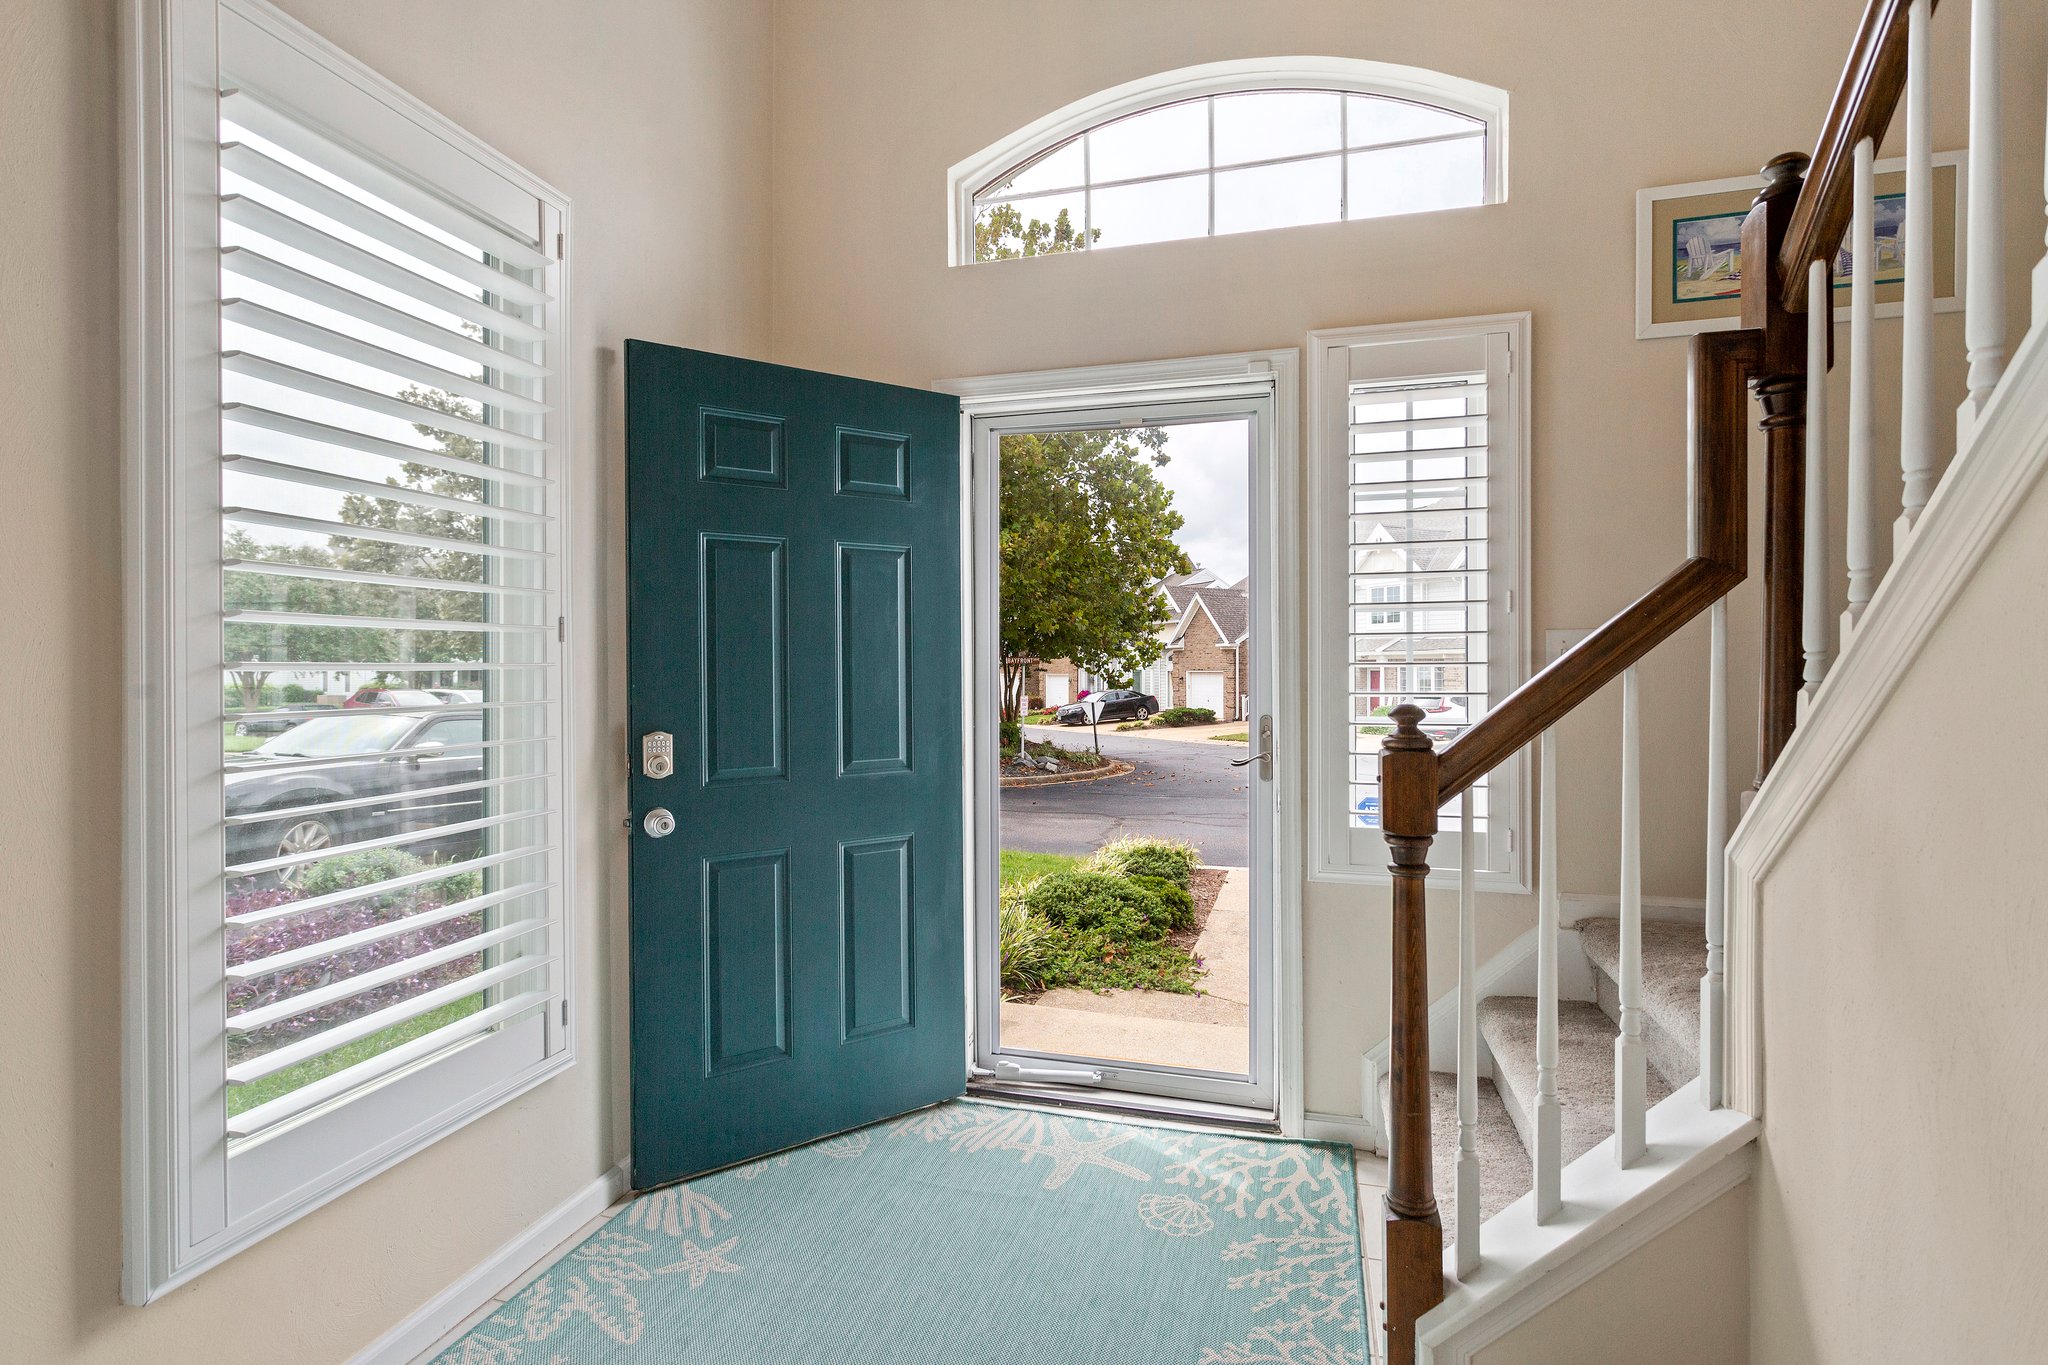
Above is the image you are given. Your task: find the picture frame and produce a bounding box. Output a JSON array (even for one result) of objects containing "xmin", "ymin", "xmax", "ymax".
[{"xmin": 1634, "ymin": 151, "xmax": 1968, "ymax": 339}]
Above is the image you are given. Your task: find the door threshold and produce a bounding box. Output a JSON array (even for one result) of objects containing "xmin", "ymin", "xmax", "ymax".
[{"xmin": 966, "ymin": 1080, "xmax": 1280, "ymax": 1134}]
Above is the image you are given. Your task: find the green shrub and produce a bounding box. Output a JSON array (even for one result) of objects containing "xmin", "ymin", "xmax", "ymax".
[
  {"xmin": 296, "ymin": 849, "xmax": 482, "ymax": 907},
  {"xmin": 1154, "ymin": 706, "xmax": 1217, "ymax": 726},
  {"xmin": 999, "ymin": 718, "xmax": 1021, "ymax": 751},
  {"xmin": 1085, "ymin": 835, "xmax": 1201, "ymax": 890},
  {"xmin": 1127, "ymin": 874, "xmax": 1194, "ymax": 931},
  {"xmin": 1038, "ymin": 924, "xmax": 1201, "ymax": 995},
  {"xmin": 1020, "ymin": 869, "xmax": 1175, "ymax": 940},
  {"xmin": 997, "ymin": 885, "xmax": 1058, "ymax": 997}
]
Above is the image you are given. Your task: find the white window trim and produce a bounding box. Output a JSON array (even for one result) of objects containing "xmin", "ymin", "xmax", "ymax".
[
  {"xmin": 121, "ymin": 0, "xmax": 576, "ymax": 1302},
  {"xmin": 946, "ymin": 56, "xmax": 1510, "ymax": 267},
  {"xmin": 1306, "ymin": 314, "xmax": 1532, "ymax": 892}
]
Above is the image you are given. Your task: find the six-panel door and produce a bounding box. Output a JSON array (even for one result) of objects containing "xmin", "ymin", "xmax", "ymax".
[{"xmin": 626, "ymin": 342, "xmax": 964, "ymax": 1186}]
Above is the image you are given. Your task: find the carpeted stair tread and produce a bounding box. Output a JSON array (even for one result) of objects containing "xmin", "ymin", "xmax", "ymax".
[
  {"xmin": 1378, "ymin": 1070, "xmax": 1532, "ymax": 1243},
  {"xmin": 1477, "ymin": 996, "xmax": 1674, "ymax": 1168},
  {"xmin": 1575, "ymin": 919, "xmax": 1705, "ymax": 1090}
]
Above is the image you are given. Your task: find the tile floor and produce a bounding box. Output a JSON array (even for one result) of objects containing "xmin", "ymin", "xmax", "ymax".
[{"xmin": 414, "ymin": 1147, "xmax": 1395, "ymax": 1362}]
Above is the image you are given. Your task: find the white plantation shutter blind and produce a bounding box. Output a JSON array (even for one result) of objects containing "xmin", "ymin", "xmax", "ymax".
[
  {"xmin": 213, "ymin": 69, "xmax": 565, "ymax": 1144},
  {"xmin": 126, "ymin": 0, "xmax": 574, "ymax": 1298},
  {"xmin": 1312, "ymin": 322, "xmax": 1524, "ymax": 885},
  {"xmin": 1346, "ymin": 371, "xmax": 1491, "ymax": 831}
]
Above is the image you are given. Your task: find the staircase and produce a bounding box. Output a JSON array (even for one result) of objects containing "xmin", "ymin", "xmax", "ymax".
[{"xmin": 1380, "ymin": 921, "xmax": 1703, "ymax": 1241}]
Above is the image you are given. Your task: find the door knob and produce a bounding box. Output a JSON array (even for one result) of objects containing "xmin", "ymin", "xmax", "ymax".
[{"xmin": 643, "ymin": 807, "xmax": 677, "ymax": 838}]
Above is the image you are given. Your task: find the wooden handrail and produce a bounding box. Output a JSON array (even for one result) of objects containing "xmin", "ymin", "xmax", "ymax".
[
  {"xmin": 1437, "ymin": 330, "xmax": 1757, "ymax": 803},
  {"xmin": 1780, "ymin": 0, "xmax": 1931, "ymax": 312}
]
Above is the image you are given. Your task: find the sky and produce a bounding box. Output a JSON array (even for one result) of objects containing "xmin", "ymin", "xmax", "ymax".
[{"xmin": 1149, "ymin": 418, "xmax": 1251, "ymax": 585}]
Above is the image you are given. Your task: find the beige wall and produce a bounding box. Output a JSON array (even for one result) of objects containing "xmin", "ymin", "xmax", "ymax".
[
  {"xmin": 763, "ymin": 0, "xmax": 2019, "ymax": 1117},
  {"xmin": 1474, "ymin": 1182, "xmax": 1751, "ymax": 1364},
  {"xmin": 1748, "ymin": 446, "xmax": 2048, "ymax": 1361},
  {"xmin": 1, "ymin": 1, "xmax": 771, "ymax": 1360}
]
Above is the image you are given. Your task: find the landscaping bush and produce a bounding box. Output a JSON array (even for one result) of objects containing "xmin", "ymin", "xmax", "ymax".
[
  {"xmin": 1153, "ymin": 706, "xmax": 1217, "ymax": 726},
  {"xmin": 997, "ymin": 885, "xmax": 1057, "ymax": 997},
  {"xmin": 999, "ymin": 718, "xmax": 1021, "ymax": 752},
  {"xmin": 1126, "ymin": 874, "xmax": 1194, "ymax": 932},
  {"xmin": 1020, "ymin": 870, "xmax": 1171, "ymax": 939},
  {"xmin": 223, "ymin": 849, "xmax": 489, "ymax": 1065},
  {"xmin": 1084, "ymin": 835, "xmax": 1200, "ymax": 891}
]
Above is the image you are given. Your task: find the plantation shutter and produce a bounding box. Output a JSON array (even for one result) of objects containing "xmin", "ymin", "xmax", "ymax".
[
  {"xmin": 1344, "ymin": 361, "xmax": 1496, "ymax": 842},
  {"xmin": 213, "ymin": 69, "xmax": 566, "ymax": 1141}
]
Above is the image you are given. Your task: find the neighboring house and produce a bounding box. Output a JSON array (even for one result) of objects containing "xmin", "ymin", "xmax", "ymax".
[
  {"xmin": 1348, "ymin": 510, "xmax": 1473, "ymax": 718},
  {"xmin": 1023, "ymin": 568, "xmax": 1252, "ymax": 720}
]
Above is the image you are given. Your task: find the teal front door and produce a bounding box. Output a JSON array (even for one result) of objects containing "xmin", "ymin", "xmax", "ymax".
[{"xmin": 626, "ymin": 342, "xmax": 964, "ymax": 1187}]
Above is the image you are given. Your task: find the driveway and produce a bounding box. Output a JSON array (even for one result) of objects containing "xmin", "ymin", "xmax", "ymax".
[{"xmin": 1003, "ymin": 724, "xmax": 1250, "ymax": 865}]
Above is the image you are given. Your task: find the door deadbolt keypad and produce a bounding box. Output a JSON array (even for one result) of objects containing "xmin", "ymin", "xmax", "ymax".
[{"xmin": 641, "ymin": 730, "xmax": 674, "ymax": 779}]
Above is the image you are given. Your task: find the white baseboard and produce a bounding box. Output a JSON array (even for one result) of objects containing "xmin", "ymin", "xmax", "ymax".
[
  {"xmin": 346, "ymin": 1164, "xmax": 628, "ymax": 1365},
  {"xmin": 1301, "ymin": 1109, "xmax": 1372, "ymax": 1150}
]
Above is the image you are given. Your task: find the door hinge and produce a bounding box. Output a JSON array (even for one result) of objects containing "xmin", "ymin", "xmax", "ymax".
[{"xmin": 557, "ymin": 615, "xmax": 566, "ymax": 643}]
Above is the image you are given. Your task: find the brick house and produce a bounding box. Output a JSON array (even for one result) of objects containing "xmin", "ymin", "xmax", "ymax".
[{"xmin": 1023, "ymin": 568, "xmax": 1250, "ymax": 721}]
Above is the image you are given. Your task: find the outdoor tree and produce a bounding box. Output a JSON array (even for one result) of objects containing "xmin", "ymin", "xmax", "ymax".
[
  {"xmin": 974, "ymin": 203, "xmax": 1097, "ymax": 261},
  {"xmin": 999, "ymin": 427, "xmax": 1191, "ymax": 721},
  {"xmin": 221, "ymin": 383, "xmax": 492, "ymax": 709}
]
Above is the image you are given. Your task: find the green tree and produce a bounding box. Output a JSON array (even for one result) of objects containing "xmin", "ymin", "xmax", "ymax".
[
  {"xmin": 999, "ymin": 428, "xmax": 1191, "ymax": 720},
  {"xmin": 974, "ymin": 203, "xmax": 1097, "ymax": 262}
]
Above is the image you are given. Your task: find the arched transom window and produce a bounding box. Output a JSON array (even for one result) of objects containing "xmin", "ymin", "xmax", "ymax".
[{"xmin": 954, "ymin": 60, "xmax": 1507, "ymax": 264}]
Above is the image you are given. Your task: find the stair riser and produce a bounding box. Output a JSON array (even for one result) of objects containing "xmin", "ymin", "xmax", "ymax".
[{"xmin": 1592, "ymin": 969, "xmax": 1700, "ymax": 1092}]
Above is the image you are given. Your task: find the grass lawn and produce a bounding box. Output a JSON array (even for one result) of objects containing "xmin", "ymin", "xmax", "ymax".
[
  {"xmin": 999, "ymin": 848, "xmax": 1080, "ymax": 887},
  {"xmin": 228, "ymin": 994, "xmax": 484, "ymax": 1117},
  {"xmin": 223, "ymin": 721, "xmax": 264, "ymax": 753},
  {"xmin": 1207, "ymin": 731, "xmax": 1249, "ymax": 743}
]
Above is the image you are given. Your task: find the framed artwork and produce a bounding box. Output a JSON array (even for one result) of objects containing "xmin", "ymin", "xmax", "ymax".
[{"xmin": 1634, "ymin": 150, "xmax": 1967, "ymax": 338}]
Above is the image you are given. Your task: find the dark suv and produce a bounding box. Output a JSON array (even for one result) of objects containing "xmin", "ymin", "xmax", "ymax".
[{"xmin": 226, "ymin": 708, "xmax": 487, "ymax": 883}]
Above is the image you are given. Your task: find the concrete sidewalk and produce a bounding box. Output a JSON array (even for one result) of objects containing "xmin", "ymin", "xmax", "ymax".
[
  {"xmin": 1023, "ymin": 719, "xmax": 1248, "ymax": 746},
  {"xmin": 998, "ymin": 864, "xmax": 1251, "ymax": 1074}
]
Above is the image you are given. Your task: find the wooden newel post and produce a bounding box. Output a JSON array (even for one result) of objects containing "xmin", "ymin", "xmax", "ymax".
[
  {"xmin": 1380, "ymin": 703, "xmax": 1443, "ymax": 1364},
  {"xmin": 1742, "ymin": 151, "xmax": 1811, "ymax": 789}
]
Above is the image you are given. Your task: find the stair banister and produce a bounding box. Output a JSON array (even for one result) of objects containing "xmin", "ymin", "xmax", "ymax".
[
  {"xmin": 1900, "ymin": 0, "xmax": 1938, "ymax": 532},
  {"xmin": 1615, "ymin": 668, "xmax": 1647, "ymax": 1167},
  {"xmin": 1963, "ymin": 0, "xmax": 2007, "ymax": 417}
]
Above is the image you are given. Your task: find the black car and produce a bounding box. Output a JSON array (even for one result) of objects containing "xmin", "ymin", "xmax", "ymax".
[
  {"xmin": 1055, "ymin": 689, "xmax": 1159, "ymax": 725},
  {"xmin": 232, "ymin": 702, "xmax": 338, "ymax": 737},
  {"xmin": 226, "ymin": 708, "xmax": 487, "ymax": 884}
]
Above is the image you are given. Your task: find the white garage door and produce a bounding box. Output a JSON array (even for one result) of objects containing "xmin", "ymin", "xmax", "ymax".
[
  {"xmin": 1187, "ymin": 671, "xmax": 1225, "ymax": 716},
  {"xmin": 1043, "ymin": 673, "xmax": 1071, "ymax": 708}
]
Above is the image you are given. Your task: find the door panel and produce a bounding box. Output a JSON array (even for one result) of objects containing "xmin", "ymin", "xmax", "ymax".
[{"xmin": 627, "ymin": 342, "xmax": 963, "ymax": 1186}]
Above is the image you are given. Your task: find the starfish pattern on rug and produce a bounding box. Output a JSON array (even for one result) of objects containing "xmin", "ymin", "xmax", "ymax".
[
  {"xmin": 653, "ymin": 1235, "xmax": 743, "ymax": 1288},
  {"xmin": 1015, "ymin": 1119, "xmax": 1151, "ymax": 1189}
]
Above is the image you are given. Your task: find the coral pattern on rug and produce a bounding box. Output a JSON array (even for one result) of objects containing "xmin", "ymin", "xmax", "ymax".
[{"xmin": 435, "ymin": 1100, "xmax": 1368, "ymax": 1365}]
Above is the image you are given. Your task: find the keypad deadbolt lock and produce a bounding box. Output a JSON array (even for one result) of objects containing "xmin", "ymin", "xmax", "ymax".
[{"xmin": 641, "ymin": 731, "xmax": 674, "ymax": 780}]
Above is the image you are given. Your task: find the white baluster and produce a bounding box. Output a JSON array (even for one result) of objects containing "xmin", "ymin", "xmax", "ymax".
[
  {"xmin": 1844, "ymin": 138, "xmax": 1878, "ymax": 638},
  {"xmin": 1701, "ymin": 598, "xmax": 1728, "ymax": 1110},
  {"xmin": 1962, "ymin": 0, "xmax": 2006, "ymax": 428},
  {"xmin": 1898, "ymin": 0, "xmax": 1937, "ymax": 541},
  {"xmin": 1615, "ymin": 667, "xmax": 1647, "ymax": 1166},
  {"xmin": 1455, "ymin": 790, "xmax": 1480, "ymax": 1279},
  {"xmin": 1802, "ymin": 255, "xmax": 1831, "ymax": 703},
  {"xmin": 1535, "ymin": 730, "xmax": 1562, "ymax": 1220}
]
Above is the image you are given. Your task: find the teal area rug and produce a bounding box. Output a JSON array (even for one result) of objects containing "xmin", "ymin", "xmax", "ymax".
[{"xmin": 434, "ymin": 1100, "xmax": 1371, "ymax": 1364}]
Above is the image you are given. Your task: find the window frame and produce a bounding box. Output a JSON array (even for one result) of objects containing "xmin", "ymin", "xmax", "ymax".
[
  {"xmin": 1306, "ymin": 315, "xmax": 1531, "ymax": 891},
  {"xmin": 946, "ymin": 57, "xmax": 1509, "ymax": 266},
  {"xmin": 122, "ymin": 0, "xmax": 576, "ymax": 1302}
]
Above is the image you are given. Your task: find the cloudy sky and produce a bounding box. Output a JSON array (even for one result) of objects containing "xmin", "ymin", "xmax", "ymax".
[{"xmin": 1149, "ymin": 417, "xmax": 1251, "ymax": 585}]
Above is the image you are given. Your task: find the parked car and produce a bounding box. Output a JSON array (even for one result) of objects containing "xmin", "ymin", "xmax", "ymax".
[
  {"xmin": 226, "ymin": 708, "xmax": 486, "ymax": 885},
  {"xmin": 342, "ymin": 686, "xmax": 446, "ymax": 709},
  {"xmin": 232, "ymin": 702, "xmax": 337, "ymax": 737},
  {"xmin": 426, "ymin": 688, "xmax": 483, "ymax": 704},
  {"xmin": 1055, "ymin": 688, "xmax": 1158, "ymax": 725}
]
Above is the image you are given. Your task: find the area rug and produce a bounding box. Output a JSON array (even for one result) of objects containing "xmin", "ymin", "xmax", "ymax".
[{"xmin": 433, "ymin": 1100, "xmax": 1371, "ymax": 1364}]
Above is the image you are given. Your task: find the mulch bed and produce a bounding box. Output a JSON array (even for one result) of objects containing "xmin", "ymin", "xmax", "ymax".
[{"xmin": 1167, "ymin": 866, "xmax": 1228, "ymax": 956}]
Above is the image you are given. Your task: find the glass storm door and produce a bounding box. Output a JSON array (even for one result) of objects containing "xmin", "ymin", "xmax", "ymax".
[{"xmin": 626, "ymin": 342, "xmax": 965, "ymax": 1186}]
